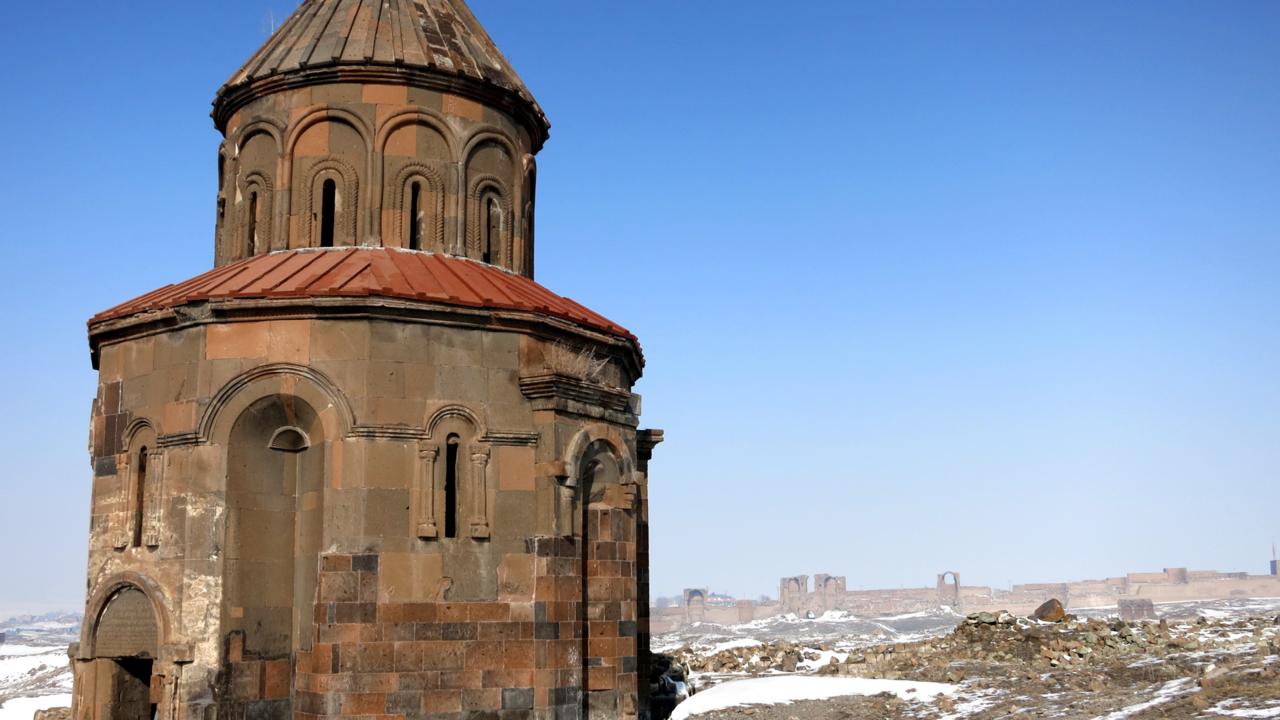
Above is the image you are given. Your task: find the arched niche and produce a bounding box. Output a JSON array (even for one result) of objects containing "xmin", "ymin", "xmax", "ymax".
[
  {"xmin": 289, "ymin": 116, "xmax": 367, "ymax": 248},
  {"xmin": 573, "ymin": 436, "xmax": 639, "ymax": 717},
  {"xmin": 117, "ymin": 421, "xmax": 159, "ymax": 550},
  {"xmin": 419, "ymin": 406, "xmax": 486, "ymax": 540},
  {"xmin": 231, "ymin": 129, "xmax": 280, "ymax": 259},
  {"xmin": 466, "ymin": 176, "xmax": 511, "ymax": 266},
  {"xmin": 199, "ymin": 363, "xmax": 354, "ymax": 446},
  {"xmin": 223, "ymin": 393, "xmax": 327, "ymax": 657},
  {"xmin": 462, "ymin": 133, "xmax": 515, "ymax": 266},
  {"xmin": 385, "ymin": 163, "xmax": 446, "ymax": 251}
]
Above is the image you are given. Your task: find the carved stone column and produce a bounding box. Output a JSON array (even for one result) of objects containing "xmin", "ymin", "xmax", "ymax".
[
  {"xmin": 112, "ymin": 457, "xmax": 130, "ymax": 550},
  {"xmin": 469, "ymin": 446, "xmax": 491, "ymax": 538},
  {"xmin": 556, "ymin": 477, "xmax": 575, "ymax": 538},
  {"xmin": 143, "ymin": 449, "xmax": 165, "ymax": 547},
  {"xmin": 416, "ymin": 444, "xmax": 439, "ymax": 539}
]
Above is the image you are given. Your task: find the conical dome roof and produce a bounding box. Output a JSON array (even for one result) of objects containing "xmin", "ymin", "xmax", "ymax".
[{"xmin": 213, "ymin": 0, "xmax": 548, "ymax": 143}]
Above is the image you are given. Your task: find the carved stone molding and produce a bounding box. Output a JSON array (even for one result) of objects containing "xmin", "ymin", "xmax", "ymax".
[
  {"xmin": 520, "ymin": 373, "xmax": 638, "ymax": 424},
  {"xmin": 469, "ymin": 446, "xmax": 491, "ymax": 539}
]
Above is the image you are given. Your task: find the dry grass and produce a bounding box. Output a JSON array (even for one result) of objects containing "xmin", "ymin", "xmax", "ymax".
[{"xmin": 545, "ymin": 341, "xmax": 610, "ymax": 385}]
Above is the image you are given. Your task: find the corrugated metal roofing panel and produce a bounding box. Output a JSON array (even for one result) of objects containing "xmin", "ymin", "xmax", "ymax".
[{"xmin": 90, "ymin": 248, "xmax": 634, "ymax": 340}]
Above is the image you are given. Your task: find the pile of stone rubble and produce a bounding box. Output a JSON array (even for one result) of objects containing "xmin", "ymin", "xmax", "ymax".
[{"xmin": 665, "ymin": 603, "xmax": 1280, "ymax": 684}]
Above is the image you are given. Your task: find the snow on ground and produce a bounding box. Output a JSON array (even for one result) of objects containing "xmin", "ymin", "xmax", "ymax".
[
  {"xmin": 0, "ymin": 650, "xmax": 70, "ymax": 689},
  {"xmin": 703, "ymin": 639, "xmax": 762, "ymax": 655},
  {"xmin": 1090, "ymin": 678, "xmax": 1195, "ymax": 720},
  {"xmin": 655, "ymin": 606, "xmax": 966, "ymax": 654},
  {"xmin": 0, "ymin": 693, "xmax": 71, "ymax": 720},
  {"xmin": 670, "ymin": 676, "xmax": 956, "ymax": 719},
  {"xmin": 0, "ymin": 614, "xmax": 79, "ymax": 711},
  {"xmin": 1208, "ymin": 699, "xmax": 1280, "ymax": 718}
]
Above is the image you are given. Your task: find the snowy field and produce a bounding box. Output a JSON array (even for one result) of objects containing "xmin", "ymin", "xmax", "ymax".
[
  {"xmin": 0, "ymin": 694, "xmax": 72, "ymax": 720},
  {"xmin": 655, "ymin": 606, "xmax": 967, "ymax": 655},
  {"xmin": 671, "ymin": 676, "xmax": 956, "ymax": 719},
  {"xmin": 0, "ymin": 613, "xmax": 78, "ymax": 719}
]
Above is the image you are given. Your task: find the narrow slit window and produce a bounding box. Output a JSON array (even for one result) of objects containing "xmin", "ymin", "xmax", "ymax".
[
  {"xmin": 320, "ymin": 179, "xmax": 337, "ymax": 247},
  {"xmin": 132, "ymin": 448, "xmax": 148, "ymax": 548},
  {"xmin": 444, "ymin": 435, "xmax": 460, "ymax": 538},
  {"xmin": 482, "ymin": 196, "xmax": 499, "ymax": 264},
  {"xmin": 408, "ymin": 181, "xmax": 422, "ymax": 250},
  {"xmin": 246, "ymin": 192, "xmax": 258, "ymax": 257}
]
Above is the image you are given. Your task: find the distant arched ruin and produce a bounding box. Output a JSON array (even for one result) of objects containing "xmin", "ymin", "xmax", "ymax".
[{"xmin": 937, "ymin": 571, "xmax": 961, "ymax": 609}]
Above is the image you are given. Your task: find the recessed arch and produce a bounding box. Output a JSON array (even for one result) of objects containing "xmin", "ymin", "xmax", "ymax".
[
  {"xmin": 200, "ymin": 363, "xmax": 355, "ymax": 446},
  {"xmin": 240, "ymin": 171, "xmax": 274, "ymax": 256},
  {"xmin": 424, "ymin": 403, "xmax": 484, "ymax": 441},
  {"xmin": 284, "ymin": 107, "xmax": 372, "ymax": 161},
  {"xmin": 302, "ymin": 158, "xmax": 359, "ymax": 247},
  {"xmin": 387, "ymin": 163, "xmax": 445, "ymax": 251},
  {"xmin": 375, "ymin": 108, "xmax": 456, "ymax": 158},
  {"xmin": 466, "ymin": 175, "xmax": 512, "ymax": 265},
  {"xmin": 232, "ymin": 119, "xmax": 285, "ymax": 158},
  {"xmin": 122, "ymin": 418, "xmax": 158, "ymax": 453},
  {"xmin": 459, "ymin": 126, "xmax": 519, "ymax": 168},
  {"xmin": 268, "ymin": 425, "xmax": 311, "ymax": 452},
  {"xmin": 79, "ymin": 573, "xmax": 175, "ymax": 660},
  {"xmin": 563, "ymin": 424, "xmax": 635, "ymax": 491}
]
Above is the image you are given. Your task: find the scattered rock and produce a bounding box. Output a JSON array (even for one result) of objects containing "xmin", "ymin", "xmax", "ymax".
[{"xmin": 1033, "ymin": 599, "xmax": 1067, "ymax": 623}]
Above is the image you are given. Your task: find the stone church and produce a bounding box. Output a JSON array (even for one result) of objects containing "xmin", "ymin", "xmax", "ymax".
[{"xmin": 70, "ymin": 1, "xmax": 661, "ymax": 719}]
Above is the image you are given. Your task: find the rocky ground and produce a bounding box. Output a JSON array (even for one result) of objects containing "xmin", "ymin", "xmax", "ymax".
[{"xmin": 658, "ymin": 602, "xmax": 1280, "ymax": 719}]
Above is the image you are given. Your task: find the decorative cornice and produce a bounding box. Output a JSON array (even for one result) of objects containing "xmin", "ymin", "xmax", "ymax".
[
  {"xmin": 520, "ymin": 373, "xmax": 639, "ymax": 426},
  {"xmin": 213, "ymin": 66, "xmax": 549, "ymax": 153},
  {"xmin": 349, "ymin": 424, "xmax": 425, "ymax": 441},
  {"xmin": 519, "ymin": 374, "xmax": 634, "ymax": 412}
]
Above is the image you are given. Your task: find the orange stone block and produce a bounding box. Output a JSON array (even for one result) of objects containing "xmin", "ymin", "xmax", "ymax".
[
  {"xmin": 263, "ymin": 660, "xmax": 291, "ymax": 699},
  {"xmin": 464, "ymin": 641, "xmax": 504, "ymax": 671},
  {"xmin": 362, "ymin": 84, "xmax": 407, "ymax": 105},
  {"xmin": 341, "ymin": 693, "xmax": 385, "ymax": 716},
  {"xmin": 442, "ymin": 94, "xmax": 483, "ymax": 121},
  {"xmin": 587, "ymin": 666, "xmax": 616, "ymax": 691},
  {"xmin": 424, "ymin": 690, "xmax": 461, "ymax": 713}
]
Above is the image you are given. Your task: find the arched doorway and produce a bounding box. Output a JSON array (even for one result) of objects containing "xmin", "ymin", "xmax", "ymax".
[
  {"xmin": 89, "ymin": 587, "xmax": 160, "ymax": 720},
  {"xmin": 575, "ymin": 440, "xmax": 637, "ymax": 718}
]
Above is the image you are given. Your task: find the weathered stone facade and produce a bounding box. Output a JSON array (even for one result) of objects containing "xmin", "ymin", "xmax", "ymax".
[{"xmin": 71, "ymin": 3, "xmax": 661, "ymax": 720}]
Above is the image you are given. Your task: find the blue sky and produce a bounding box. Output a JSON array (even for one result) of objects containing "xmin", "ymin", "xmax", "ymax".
[{"xmin": 0, "ymin": 1, "xmax": 1277, "ymax": 614}]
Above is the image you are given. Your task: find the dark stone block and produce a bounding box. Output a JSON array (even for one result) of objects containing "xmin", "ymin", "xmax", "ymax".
[
  {"xmin": 501, "ymin": 688, "xmax": 534, "ymax": 710},
  {"xmin": 533, "ymin": 622, "xmax": 558, "ymax": 640},
  {"xmin": 244, "ymin": 699, "xmax": 290, "ymax": 720},
  {"xmin": 551, "ymin": 687, "xmax": 581, "ymax": 707},
  {"xmin": 552, "ymin": 705, "xmax": 580, "ymax": 720},
  {"xmin": 618, "ymin": 620, "xmax": 637, "ymax": 637},
  {"xmin": 352, "ymin": 554, "xmax": 379, "ymax": 572},
  {"xmin": 386, "ymin": 691, "xmax": 422, "ymax": 715},
  {"xmin": 534, "ymin": 603, "xmax": 547, "ymax": 624},
  {"xmin": 621, "ymin": 655, "xmax": 637, "ymax": 673},
  {"xmin": 442, "ymin": 623, "xmax": 477, "ymax": 641},
  {"xmin": 94, "ymin": 455, "xmax": 118, "ymax": 477}
]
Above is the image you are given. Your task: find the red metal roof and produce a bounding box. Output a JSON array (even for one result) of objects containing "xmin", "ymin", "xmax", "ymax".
[{"xmin": 90, "ymin": 248, "xmax": 633, "ymax": 340}]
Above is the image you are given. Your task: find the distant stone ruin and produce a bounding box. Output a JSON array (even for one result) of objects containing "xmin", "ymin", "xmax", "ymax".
[
  {"xmin": 652, "ymin": 564, "xmax": 1280, "ymax": 632},
  {"xmin": 1118, "ymin": 598, "xmax": 1157, "ymax": 622}
]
